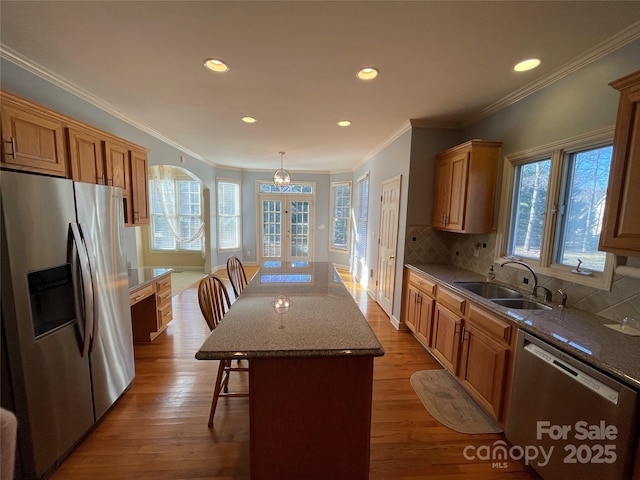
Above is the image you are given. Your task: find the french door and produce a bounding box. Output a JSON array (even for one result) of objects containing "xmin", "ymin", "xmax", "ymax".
[{"xmin": 259, "ymin": 195, "xmax": 314, "ymax": 263}]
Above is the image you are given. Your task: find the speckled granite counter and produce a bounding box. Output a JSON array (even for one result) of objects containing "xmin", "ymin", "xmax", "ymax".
[
  {"xmin": 128, "ymin": 267, "xmax": 173, "ymax": 291},
  {"xmin": 408, "ymin": 263, "xmax": 640, "ymax": 390},
  {"xmin": 195, "ymin": 262, "xmax": 384, "ymax": 359},
  {"xmin": 196, "ymin": 262, "xmax": 383, "ymax": 479}
]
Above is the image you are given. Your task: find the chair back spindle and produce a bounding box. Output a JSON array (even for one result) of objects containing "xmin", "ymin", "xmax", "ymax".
[{"xmin": 226, "ymin": 256, "xmax": 248, "ymax": 298}]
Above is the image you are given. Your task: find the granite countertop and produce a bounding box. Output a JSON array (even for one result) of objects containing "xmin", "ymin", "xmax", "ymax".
[
  {"xmin": 408, "ymin": 263, "xmax": 640, "ymax": 390},
  {"xmin": 128, "ymin": 267, "xmax": 174, "ymax": 291},
  {"xmin": 195, "ymin": 262, "xmax": 385, "ymax": 360}
]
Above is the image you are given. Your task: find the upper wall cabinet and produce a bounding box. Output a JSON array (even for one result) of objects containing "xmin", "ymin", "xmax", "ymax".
[
  {"xmin": 1, "ymin": 89, "xmax": 151, "ymax": 228},
  {"xmin": 432, "ymin": 140, "xmax": 501, "ymax": 234},
  {"xmin": 67, "ymin": 124, "xmax": 105, "ymax": 184},
  {"xmin": 130, "ymin": 147, "xmax": 150, "ymax": 225},
  {"xmin": 1, "ymin": 92, "xmax": 67, "ymax": 177},
  {"xmin": 599, "ymin": 70, "xmax": 640, "ymax": 255}
]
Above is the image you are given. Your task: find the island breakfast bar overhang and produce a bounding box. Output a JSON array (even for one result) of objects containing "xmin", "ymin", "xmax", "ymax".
[{"xmin": 195, "ymin": 262, "xmax": 385, "ymax": 480}]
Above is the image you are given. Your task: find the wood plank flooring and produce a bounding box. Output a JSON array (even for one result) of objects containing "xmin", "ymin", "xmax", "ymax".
[{"xmin": 51, "ymin": 269, "xmax": 539, "ymax": 480}]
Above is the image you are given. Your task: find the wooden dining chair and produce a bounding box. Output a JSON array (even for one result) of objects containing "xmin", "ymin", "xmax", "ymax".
[
  {"xmin": 197, "ymin": 273, "xmax": 249, "ymax": 427},
  {"xmin": 226, "ymin": 255, "xmax": 248, "ymax": 298}
]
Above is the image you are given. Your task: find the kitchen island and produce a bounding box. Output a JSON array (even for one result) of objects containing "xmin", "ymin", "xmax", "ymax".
[{"xmin": 196, "ymin": 262, "xmax": 384, "ymax": 480}]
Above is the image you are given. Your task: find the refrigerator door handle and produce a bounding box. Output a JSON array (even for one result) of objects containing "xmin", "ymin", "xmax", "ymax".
[
  {"xmin": 78, "ymin": 223, "xmax": 100, "ymax": 351},
  {"xmin": 70, "ymin": 222, "xmax": 94, "ymax": 357}
]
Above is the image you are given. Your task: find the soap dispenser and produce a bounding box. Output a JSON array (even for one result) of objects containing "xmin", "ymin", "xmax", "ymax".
[{"xmin": 486, "ymin": 265, "xmax": 496, "ymax": 281}]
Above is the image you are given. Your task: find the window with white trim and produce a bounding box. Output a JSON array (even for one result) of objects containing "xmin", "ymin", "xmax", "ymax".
[
  {"xmin": 356, "ymin": 173, "xmax": 370, "ymax": 261},
  {"xmin": 217, "ymin": 178, "xmax": 241, "ymax": 251},
  {"xmin": 497, "ymin": 129, "xmax": 615, "ymax": 289},
  {"xmin": 330, "ymin": 181, "xmax": 351, "ymax": 252},
  {"xmin": 150, "ymin": 176, "xmax": 203, "ymax": 252}
]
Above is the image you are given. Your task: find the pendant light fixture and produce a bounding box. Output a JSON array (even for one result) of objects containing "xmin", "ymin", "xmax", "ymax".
[{"xmin": 273, "ymin": 151, "xmax": 291, "ymax": 187}]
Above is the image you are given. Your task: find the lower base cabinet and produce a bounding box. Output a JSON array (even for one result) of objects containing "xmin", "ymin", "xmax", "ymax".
[
  {"xmin": 402, "ymin": 268, "xmax": 515, "ymax": 423},
  {"xmin": 431, "ymin": 304, "xmax": 462, "ymax": 374},
  {"xmin": 130, "ymin": 272, "xmax": 173, "ymax": 343},
  {"xmin": 459, "ymin": 322, "xmax": 510, "ymax": 419}
]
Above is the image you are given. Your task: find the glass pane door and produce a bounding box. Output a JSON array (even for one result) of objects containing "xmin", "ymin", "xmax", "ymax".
[
  {"xmin": 261, "ymin": 198, "xmax": 282, "ymax": 259},
  {"xmin": 290, "ymin": 200, "xmax": 311, "ymax": 260},
  {"xmin": 259, "ymin": 195, "xmax": 313, "ymax": 263}
]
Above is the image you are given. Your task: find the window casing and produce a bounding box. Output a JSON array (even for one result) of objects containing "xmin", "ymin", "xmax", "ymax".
[
  {"xmin": 217, "ymin": 178, "xmax": 241, "ymax": 252},
  {"xmin": 150, "ymin": 177, "xmax": 203, "ymax": 252},
  {"xmin": 330, "ymin": 181, "xmax": 351, "ymax": 252},
  {"xmin": 496, "ymin": 128, "xmax": 615, "ymax": 290}
]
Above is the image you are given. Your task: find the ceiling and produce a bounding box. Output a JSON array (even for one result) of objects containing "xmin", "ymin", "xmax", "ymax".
[{"xmin": 2, "ymin": 1, "xmax": 640, "ymax": 173}]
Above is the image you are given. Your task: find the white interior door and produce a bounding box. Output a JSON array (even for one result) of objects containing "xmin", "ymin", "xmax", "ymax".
[
  {"xmin": 259, "ymin": 194, "xmax": 314, "ymax": 263},
  {"xmin": 376, "ymin": 175, "xmax": 401, "ymax": 317}
]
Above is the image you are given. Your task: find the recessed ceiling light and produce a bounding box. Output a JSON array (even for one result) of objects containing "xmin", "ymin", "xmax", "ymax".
[
  {"xmin": 337, "ymin": 120, "xmax": 351, "ymax": 127},
  {"xmin": 241, "ymin": 116, "xmax": 257, "ymax": 124},
  {"xmin": 203, "ymin": 58, "xmax": 229, "ymax": 73},
  {"xmin": 357, "ymin": 67, "xmax": 378, "ymax": 80},
  {"xmin": 513, "ymin": 58, "xmax": 541, "ymax": 72}
]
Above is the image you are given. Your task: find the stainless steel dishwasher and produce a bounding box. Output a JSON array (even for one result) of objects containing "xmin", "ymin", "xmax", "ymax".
[{"xmin": 505, "ymin": 329, "xmax": 639, "ymax": 480}]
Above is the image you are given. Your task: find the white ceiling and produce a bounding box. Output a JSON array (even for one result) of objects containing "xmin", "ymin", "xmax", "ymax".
[{"xmin": 2, "ymin": 1, "xmax": 640, "ymax": 172}]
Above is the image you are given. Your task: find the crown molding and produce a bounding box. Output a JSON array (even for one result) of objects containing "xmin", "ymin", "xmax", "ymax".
[
  {"xmin": 464, "ymin": 20, "xmax": 640, "ymax": 127},
  {"xmin": 409, "ymin": 118, "xmax": 463, "ymax": 129},
  {"xmin": 350, "ymin": 120, "xmax": 412, "ymax": 172},
  {"xmin": 0, "ymin": 44, "xmax": 207, "ymax": 163}
]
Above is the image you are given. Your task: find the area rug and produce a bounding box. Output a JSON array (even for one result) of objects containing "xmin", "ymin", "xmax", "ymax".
[
  {"xmin": 410, "ymin": 369, "xmax": 502, "ymax": 434},
  {"xmin": 170, "ymin": 271, "xmax": 207, "ymax": 296}
]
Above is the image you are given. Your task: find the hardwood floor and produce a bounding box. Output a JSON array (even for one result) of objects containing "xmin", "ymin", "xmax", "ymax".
[{"xmin": 51, "ymin": 269, "xmax": 539, "ymax": 480}]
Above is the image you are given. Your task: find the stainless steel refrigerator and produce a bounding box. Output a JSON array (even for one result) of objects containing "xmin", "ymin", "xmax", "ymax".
[{"xmin": 1, "ymin": 171, "xmax": 135, "ymax": 479}]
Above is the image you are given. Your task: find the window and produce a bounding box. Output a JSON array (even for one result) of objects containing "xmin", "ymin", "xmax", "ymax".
[
  {"xmin": 497, "ymin": 128, "xmax": 615, "ymax": 289},
  {"xmin": 217, "ymin": 178, "xmax": 241, "ymax": 251},
  {"xmin": 330, "ymin": 181, "xmax": 351, "ymax": 252},
  {"xmin": 150, "ymin": 176, "xmax": 203, "ymax": 252},
  {"xmin": 356, "ymin": 173, "xmax": 370, "ymax": 260}
]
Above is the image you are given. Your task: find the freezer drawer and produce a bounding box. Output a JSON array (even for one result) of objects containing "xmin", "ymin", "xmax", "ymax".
[{"xmin": 506, "ymin": 330, "xmax": 639, "ymax": 480}]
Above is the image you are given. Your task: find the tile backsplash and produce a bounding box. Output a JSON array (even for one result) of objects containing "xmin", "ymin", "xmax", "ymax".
[{"xmin": 405, "ymin": 225, "xmax": 640, "ymax": 323}]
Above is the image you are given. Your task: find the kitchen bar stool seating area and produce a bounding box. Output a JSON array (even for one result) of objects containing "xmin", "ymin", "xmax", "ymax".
[
  {"xmin": 226, "ymin": 255, "xmax": 248, "ymax": 298},
  {"xmin": 196, "ymin": 262, "xmax": 384, "ymax": 479},
  {"xmin": 197, "ymin": 274, "xmax": 249, "ymax": 427}
]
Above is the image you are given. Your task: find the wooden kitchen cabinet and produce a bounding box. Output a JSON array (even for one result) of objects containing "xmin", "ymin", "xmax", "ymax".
[
  {"xmin": 155, "ymin": 273, "xmax": 172, "ymax": 331},
  {"xmin": 431, "ymin": 303, "xmax": 463, "ymax": 374},
  {"xmin": 1, "ymin": 92, "xmax": 67, "ymax": 176},
  {"xmin": 103, "ymin": 139, "xmax": 132, "ymax": 224},
  {"xmin": 129, "ymin": 147, "xmax": 150, "ymax": 225},
  {"xmin": 403, "ymin": 268, "xmax": 516, "ymax": 423},
  {"xmin": 1, "ymin": 89, "xmax": 151, "ymax": 229},
  {"xmin": 130, "ymin": 272, "xmax": 173, "ymax": 343},
  {"xmin": 431, "ymin": 286, "xmax": 467, "ymax": 374},
  {"xmin": 66, "ymin": 125, "xmax": 105, "ymax": 184},
  {"xmin": 403, "ymin": 270, "xmax": 437, "ymax": 347},
  {"xmin": 458, "ymin": 305, "xmax": 513, "ymax": 421},
  {"xmin": 432, "ymin": 140, "xmax": 501, "ymax": 233},
  {"xmin": 599, "ymin": 70, "xmax": 640, "ymax": 255}
]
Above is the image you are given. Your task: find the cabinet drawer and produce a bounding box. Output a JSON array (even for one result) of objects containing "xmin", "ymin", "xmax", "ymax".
[
  {"xmin": 468, "ymin": 304, "xmax": 512, "ymax": 345},
  {"xmin": 157, "ymin": 302, "xmax": 173, "ymax": 330},
  {"xmin": 156, "ymin": 287, "xmax": 172, "ymax": 309},
  {"xmin": 129, "ymin": 283, "xmax": 154, "ymax": 305},
  {"xmin": 156, "ymin": 274, "xmax": 171, "ymax": 293},
  {"xmin": 408, "ymin": 271, "xmax": 437, "ymax": 297},
  {"xmin": 436, "ymin": 286, "xmax": 467, "ymax": 316}
]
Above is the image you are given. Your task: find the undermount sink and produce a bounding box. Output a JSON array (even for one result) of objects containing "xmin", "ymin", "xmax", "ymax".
[
  {"xmin": 490, "ymin": 298, "xmax": 553, "ymax": 310},
  {"xmin": 454, "ymin": 282, "xmax": 523, "ymax": 299}
]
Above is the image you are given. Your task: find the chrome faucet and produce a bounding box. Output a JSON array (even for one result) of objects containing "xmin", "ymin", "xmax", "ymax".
[
  {"xmin": 535, "ymin": 285, "xmax": 553, "ymax": 302},
  {"xmin": 501, "ymin": 260, "xmax": 539, "ymax": 298},
  {"xmin": 557, "ymin": 289, "xmax": 568, "ymax": 308}
]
